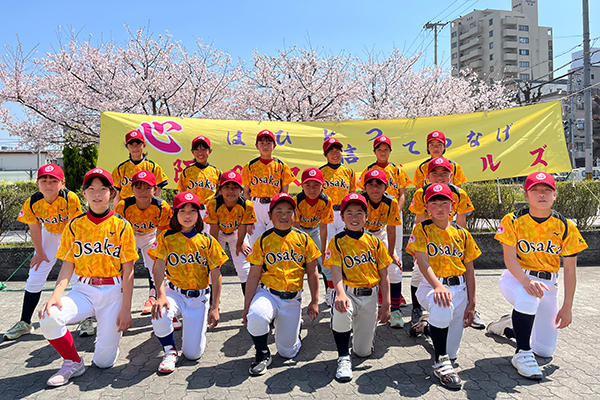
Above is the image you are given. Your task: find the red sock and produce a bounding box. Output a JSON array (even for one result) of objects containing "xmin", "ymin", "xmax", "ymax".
[
  {"xmin": 48, "ymin": 330, "xmax": 81, "ymax": 363},
  {"xmin": 327, "ymin": 280, "xmax": 335, "ymax": 289}
]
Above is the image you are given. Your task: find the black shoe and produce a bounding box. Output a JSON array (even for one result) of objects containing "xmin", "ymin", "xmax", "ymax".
[
  {"xmin": 249, "ymin": 351, "xmax": 272, "ymax": 376},
  {"xmin": 411, "ymin": 307, "xmax": 422, "ymax": 326}
]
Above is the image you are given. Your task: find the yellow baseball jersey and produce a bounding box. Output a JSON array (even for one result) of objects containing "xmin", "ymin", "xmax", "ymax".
[
  {"xmin": 241, "ymin": 158, "xmax": 295, "ymax": 198},
  {"xmin": 412, "ymin": 158, "xmax": 467, "ymax": 188},
  {"xmin": 406, "ymin": 220, "xmax": 481, "ymax": 278},
  {"xmin": 247, "ymin": 227, "xmax": 321, "ymax": 292},
  {"xmin": 294, "ymin": 192, "xmax": 334, "ymax": 229},
  {"xmin": 114, "ymin": 196, "xmax": 172, "ymax": 234},
  {"xmin": 176, "ymin": 163, "xmax": 222, "ymax": 204},
  {"xmin": 204, "ymin": 195, "xmax": 257, "ymax": 234},
  {"xmin": 359, "ymin": 162, "xmax": 412, "ymax": 199},
  {"xmin": 149, "ymin": 230, "xmax": 229, "ymax": 290},
  {"xmin": 17, "ymin": 189, "xmax": 82, "ymax": 234},
  {"xmin": 409, "ymin": 183, "xmax": 474, "ymax": 220},
  {"xmin": 364, "ymin": 193, "xmax": 402, "ymax": 231},
  {"xmin": 112, "ymin": 158, "xmax": 169, "ymax": 199},
  {"xmin": 324, "ymin": 231, "xmax": 393, "ymax": 289},
  {"xmin": 57, "ymin": 213, "xmax": 139, "ymax": 278},
  {"xmin": 495, "ymin": 209, "xmax": 588, "ymax": 273},
  {"xmin": 319, "ymin": 164, "xmax": 357, "ymax": 205}
]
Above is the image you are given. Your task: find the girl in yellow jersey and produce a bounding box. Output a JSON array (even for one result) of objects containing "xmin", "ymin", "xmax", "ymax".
[
  {"xmin": 243, "ymin": 193, "xmax": 321, "ymax": 376},
  {"xmin": 406, "ymin": 183, "xmax": 481, "ymax": 390},
  {"xmin": 114, "ymin": 170, "xmax": 172, "ymax": 315},
  {"xmin": 149, "ymin": 192, "xmax": 228, "ymax": 374},
  {"xmin": 412, "ymin": 131, "xmax": 467, "ymax": 188},
  {"xmin": 4, "ymin": 164, "xmax": 82, "ymax": 341},
  {"xmin": 324, "ymin": 193, "xmax": 392, "ymax": 383},
  {"xmin": 38, "ymin": 168, "xmax": 139, "ymax": 387},
  {"xmin": 111, "ymin": 130, "xmax": 169, "ymax": 206}
]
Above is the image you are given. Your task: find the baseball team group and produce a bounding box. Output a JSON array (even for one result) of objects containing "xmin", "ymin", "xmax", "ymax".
[{"xmin": 3, "ymin": 128, "xmax": 587, "ymax": 391}]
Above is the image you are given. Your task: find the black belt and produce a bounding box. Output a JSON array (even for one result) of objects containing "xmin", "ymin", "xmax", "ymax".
[
  {"xmin": 221, "ymin": 231, "xmax": 235, "ymax": 236},
  {"xmin": 442, "ymin": 276, "xmax": 464, "ymax": 286},
  {"xmin": 168, "ymin": 282, "xmax": 209, "ymax": 298},
  {"xmin": 345, "ymin": 285, "xmax": 373, "ymax": 296},
  {"xmin": 261, "ymin": 283, "xmax": 298, "ymax": 300},
  {"xmin": 332, "ymin": 205, "xmax": 341, "ymax": 211},
  {"xmin": 252, "ymin": 197, "xmax": 272, "ymax": 204},
  {"xmin": 367, "ymin": 228, "xmax": 382, "ymax": 233},
  {"xmin": 528, "ymin": 270, "xmax": 553, "ymax": 280}
]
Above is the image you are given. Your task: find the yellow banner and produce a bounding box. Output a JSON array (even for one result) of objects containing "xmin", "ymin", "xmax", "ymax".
[{"xmin": 98, "ymin": 101, "xmax": 571, "ymax": 189}]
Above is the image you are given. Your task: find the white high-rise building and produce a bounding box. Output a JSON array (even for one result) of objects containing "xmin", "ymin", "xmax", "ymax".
[{"xmin": 450, "ymin": 0, "xmax": 553, "ymax": 83}]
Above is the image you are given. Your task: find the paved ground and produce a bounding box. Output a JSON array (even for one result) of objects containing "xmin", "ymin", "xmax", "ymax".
[{"xmin": 1, "ymin": 268, "xmax": 599, "ymax": 400}]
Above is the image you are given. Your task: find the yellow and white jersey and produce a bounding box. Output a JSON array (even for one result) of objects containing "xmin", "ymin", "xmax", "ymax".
[
  {"xmin": 358, "ymin": 162, "xmax": 411, "ymax": 199},
  {"xmin": 242, "ymin": 157, "xmax": 295, "ymax": 198},
  {"xmin": 114, "ymin": 196, "xmax": 172, "ymax": 234},
  {"xmin": 176, "ymin": 162, "xmax": 222, "ymax": 204},
  {"xmin": 319, "ymin": 164, "xmax": 357, "ymax": 205},
  {"xmin": 412, "ymin": 158, "xmax": 466, "ymax": 188},
  {"xmin": 18, "ymin": 189, "xmax": 82, "ymax": 233},
  {"xmin": 204, "ymin": 195, "xmax": 257, "ymax": 234},
  {"xmin": 112, "ymin": 158, "xmax": 169, "ymax": 198},
  {"xmin": 364, "ymin": 193, "xmax": 402, "ymax": 231},
  {"xmin": 294, "ymin": 192, "xmax": 334, "ymax": 229},
  {"xmin": 409, "ymin": 183, "xmax": 474, "ymax": 221}
]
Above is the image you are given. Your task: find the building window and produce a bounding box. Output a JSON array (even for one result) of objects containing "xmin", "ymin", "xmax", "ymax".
[
  {"xmin": 490, "ymin": 66, "xmax": 494, "ymax": 72},
  {"xmin": 452, "ymin": 53, "xmax": 457, "ymax": 59},
  {"xmin": 489, "ymin": 42, "xmax": 494, "ymax": 49},
  {"xmin": 519, "ymin": 49, "xmax": 529, "ymax": 55},
  {"xmin": 452, "ymin": 42, "xmax": 457, "ymax": 49},
  {"xmin": 520, "ymin": 73, "xmax": 530, "ymax": 80},
  {"xmin": 489, "ymin": 18, "xmax": 493, "ymax": 26},
  {"xmin": 592, "ymin": 74, "xmax": 595, "ymax": 80},
  {"xmin": 489, "ymin": 30, "xmax": 493, "ymax": 37},
  {"xmin": 452, "ymin": 31, "xmax": 457, "ymax": 38},
  {"xmin": 453, "ymin": 64, "xmax": 458, "ymax": 69},
  {"xmin": 520, "ymin": 61, "xmax": 530, "ymax": 67},
  {"xmin": 519, "ymin": 25, "xmax": 529, "ymax": 31},
  {"xmin": 519, "ymin": 37, "xmax": 529, "ymax": 43},
  {"xmin": 490, "ymin": 54, "xmax": 494, "ymax": 61}
]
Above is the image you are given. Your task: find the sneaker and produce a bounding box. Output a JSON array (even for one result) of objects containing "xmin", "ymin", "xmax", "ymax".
[
  {"xmin": 78, "ymin": 318, "xmax": 95, "ymax": 337},
  {"xmin": 470, "ymin": 310, "xmax": 486, "ymax": 330},
  {"xmin": 335, "ymin": 355, "xmax": 353, "ymax": 382},
  {"xmin": 399, "ymin": 294, "xmax": 408, "ymax": 307},
  {"xmin": 142, "ymin": 297, "xmax": 156, "ymax": 315},
  {"xmin": 389, "ymin": 310, "xmax": 405, "ymax": 329},
  {"xmin": 411, "ymin": 307, "xmax": 423, "ymax": 326},
  {"xmin": 487, "ymin": 314, "xmax": 512, "ymax": 337},
  {"xmin": 4, "ymin": 321, "xmax": 34, "ymax": 340},
  {"xmin": 249, "ymin": 350, "xmax": 272, "ymax": 376},
  {"xmin": 46, "ymin": 358, "xmax": 86, "ymax": 387},
  {"xmin": 512, "ymin": 349, "xmax": 542, "ymax": 380},
  {"xmin": 158, "ymin": 349, "xmax": 179, "ymax": 374},
  {"xmin": 173, "ymin": 317, "xmax": 182, "ymax": 331},
  {"xmin": 433, "ymin": 355, "xmax": 462, "ymax": 390},
  {"xmin": 325, "ymin": 287, "xmax": 334, "ymax": 308},
  {"xmin": 409, "ymin": 315, "xmax": 429, "ymax": 337}
]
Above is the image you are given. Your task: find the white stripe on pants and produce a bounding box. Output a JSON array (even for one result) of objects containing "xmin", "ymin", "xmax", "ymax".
[
  {"xmin": 499, "ymin": 269, "xmax": 559, "ymax": 357},
  {"xmin": 40, "ymin": 281, "xmax": 124, "ymax": 368},
  {"xmin": 217, "ymin": 230, "xmax": 250, "ymax": 282},
  {"xmin": 152, "ymin": 285, "xmax": 210, "ymax": 360},
  {"xmin": 246, "ymin": 286, "xmax": 303, "ymax": 359},
  {"xmin": 417, "ymin": 278, "xmax": 468, "ymax": 360},
  {"xmin": 247, "ymin": 200, "xmax": 273, "ymax": 247},
  {"xmin": 25, "ymin": 227, "xmax": 62, "ymax": 292}
]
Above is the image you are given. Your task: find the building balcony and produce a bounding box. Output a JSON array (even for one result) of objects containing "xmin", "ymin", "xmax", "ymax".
[
  {"xmin": 503, "ymin": 53, "xmax": 518, "ymax": 61},
  {"xmin": 503, "ymin": 41, "xmax": 518, "ymax": 49},
  {"xmin": 469, "ymin": 60, "xmax": 483, "ymax": 69},
  {"xmin": 459, "ymin": 25, "xmax": 482, "ymax": 40},
  {"xmin": 504, "ymin": 65, "xmax": 518, "ymax": 73},
  {"xmin": 460, "ymin": 48, "xmax": 483, "ymax": 63},
  {"xmin": 460, "ymin": 36, "xmax": 482, "ymax": 50},
  {"xmin": 502, "ymin": 16, "xmax": 518, "ymax": 26},
  {"xmin": 503, "ymin": 28, "xmax": 518, "ymax": 37}
]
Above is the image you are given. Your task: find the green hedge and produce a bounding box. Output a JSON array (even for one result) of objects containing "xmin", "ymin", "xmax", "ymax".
[
  {"xmin": 463, "ymin": 182, "xmax": 520, "ymax": 232},
  {"xmin": 0, "ymin": 180, "xmax": 39, "ymax": 235},
  {"xmin": 553, "ymin": 181, "xmax": 600, "ymax": 230}
]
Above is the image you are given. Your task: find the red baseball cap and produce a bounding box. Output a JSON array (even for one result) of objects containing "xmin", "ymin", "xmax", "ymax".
[
  {"xmin": 173, "ymin": 192, "xmax": 201, "ymax": 210},
  {"xmin": 323, "ymin": 137, "xmax": 343, "ymax": 152},
  {"xmin": 269, "ymin": 193, "xmax": 296, "ymax": 212},
  {"xmin": 256, "ymin": 129, "xmax": 276, "ymax": 143},
  {"xmin": 341, "ymin": 192, "xmax": 368, "ymax": 213},
  {"xmin": 524, "ymin": 172, "xmax": 556, "ymax": 191},
  {"xmin": 83, "ymin": 168, "xmax": 114, "ymax": 187},
  {"xmin": 192, "ymin": 135, "xmax": 211, "ymax": 149},
  {"xmin": 132, "ymin": 170, "xmax": 156, "ymax": 186},
  {"xmin": 428, "ymin": 157, "xmax": 452, "ymax": 174},
  {"xmin": 220, "ymin": 170, "xmax": 242, "ymax": 187},
  {"xmin": 373, "ymin": 135, "xmax": 392, "ymax": 150},
  {"xmin": 363, "ymin": 169, "xmax": 388, "ymax": 185},
  {"xmin": 301, "ymin": 168, "xmax": 323, "ymax": 184},
  {"xmin": 125, "ymin": 130, "xmax": 145, "ymax": 144},
  {"xmin": 425, "ymin": 183, "xmax": 453, "ymax": 202},
  {"xmin": 427, "ymin": 131, "xmax": 446, "ymax": 144},
  {"xmin": 37, "ymin": 164, "xmax": 64, "ymax": 181}
]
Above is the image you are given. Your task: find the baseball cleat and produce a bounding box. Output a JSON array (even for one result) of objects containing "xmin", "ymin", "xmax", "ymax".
[
  {"xmin": 173, "ymin": 317, "xmax": 182, "ymax": 331},
  {"xmin": 470, "ymin": 310, "xmax": 486, "ymax": 330},
  {"xmin": 512, "ymin": 349, "xmax": 543, "ymax": 380},
  {"xmin": 46, "ymin": 358, "xmax": 86, "ymax": 387},
  {"xmin": 389, "ymin": 310, "xmax": 405, "ymax": 329},
  {"xmin": 486, "ymin": 314, "xmax": 512, "ymax": 337},
  {"xmin": 409, "ymin": 315, "xmax": 429, "ymax": 337},
  {"xmin": 4, "ymin": 321, "xmax": 34, "ymax": 340},
  {"xmin": 142, "ymin": 297, "xmax": 156, "ymax": 315},
  {"xmin": 433, "ymin": 355, "xmax": 462, "ymax": 390},
  {"xmin": 158, "ymin": 349, "xmax": 179, "ymax": 374},
  {"xmin": 249, "ymin": 350, "xmax": 272, "ymax": 376},
  {"xmin": 410, "ymin": 307, "xmax": 423, "ymax": 326},
  {"xmin": 78, "ymin": 318, "xmax": 95, "ymax": 337},
  {"xmin": 335, "ymin": 355, "xmax": 353, "ymax": 382}
]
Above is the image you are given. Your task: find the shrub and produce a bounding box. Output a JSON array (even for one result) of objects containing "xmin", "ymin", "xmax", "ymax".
[
  {"xmin": 0, "ymin": 180, "xmax": 38, "ymax": 235},
  {"xmin": 62, "ymin": 144, "xmax": 98, "ymax": 192},
  {"xmin": 402, "ymin": 187, "xmax": 416, "ymax": 234},
  {"xmin": 464, "ymin": 181, "xmax": 519, "ymax": 231},
  {"xmin": 553, "ymin": 181, "xmax": 600, "ymax": 230}
]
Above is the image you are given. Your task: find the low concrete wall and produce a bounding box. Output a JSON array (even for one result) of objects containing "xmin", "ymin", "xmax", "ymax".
[{"xmin": 2, "ymin": 230, "xmax": 599, "ymax": 281}]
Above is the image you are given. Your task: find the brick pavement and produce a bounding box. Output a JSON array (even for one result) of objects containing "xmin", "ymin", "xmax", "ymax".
[{"xmin": 1, "ymin": 268, "xmax": 599, "ymax": 399}]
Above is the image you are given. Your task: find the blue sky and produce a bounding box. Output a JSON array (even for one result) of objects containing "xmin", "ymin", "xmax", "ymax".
[{"xmin": 1, "ymin": 0, "xmax": 598, "ymax": 146}]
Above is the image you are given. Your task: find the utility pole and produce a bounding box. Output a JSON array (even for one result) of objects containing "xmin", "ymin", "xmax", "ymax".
[
  {"xmin": 424, "ymin": 21, "xmax": 448, "ymax": 66},
  {"xmin": 583, "ymin": 0, "xmax": 593, "ymax": 179}
]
